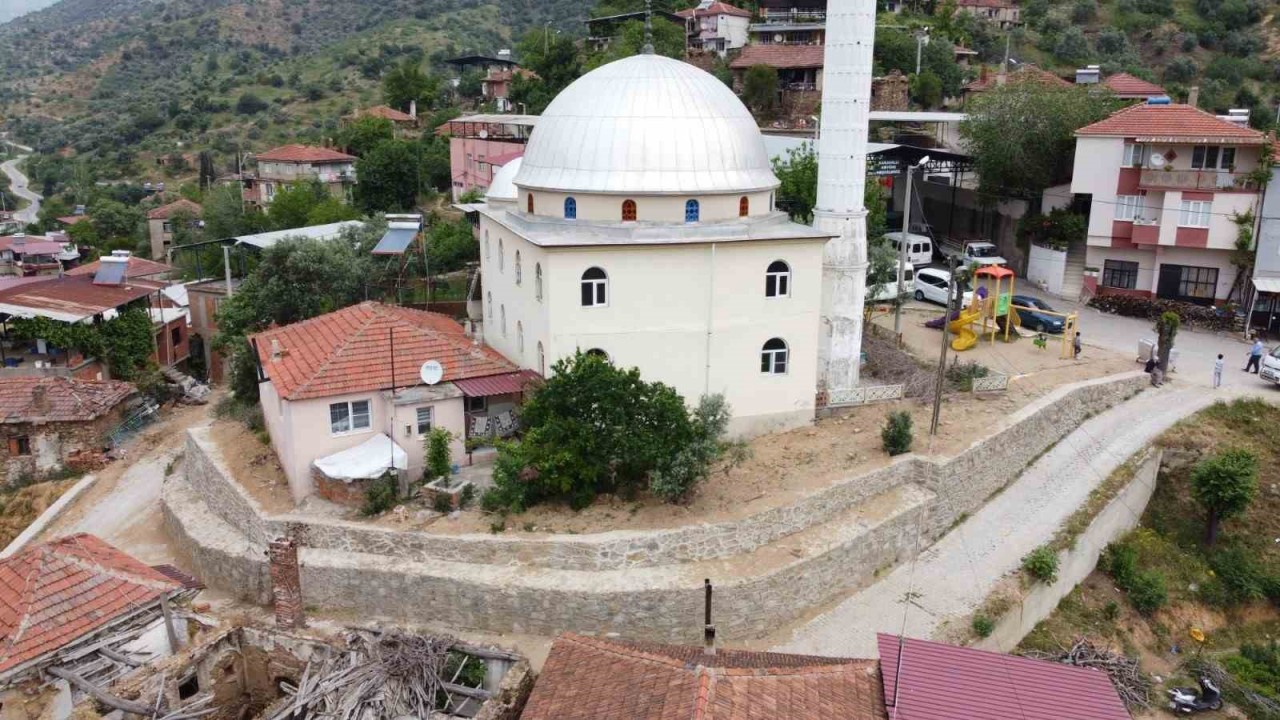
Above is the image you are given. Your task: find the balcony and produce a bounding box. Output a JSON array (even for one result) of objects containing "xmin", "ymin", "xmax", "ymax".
[
  {"xmin": 1139, "ymin": 169, "xmax": 1258, "ymax": 191},
  {"xmin": 761, "ymin": 9, "xmax": 826, "ymax": 22},
  {"xmin": 1131, "ymin": 217, "xmax": 1161, "ymax": 245}
]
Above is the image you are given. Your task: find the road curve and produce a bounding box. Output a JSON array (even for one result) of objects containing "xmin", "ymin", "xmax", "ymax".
[{"xmin": 1, "ymin": 154, "xmax": 41, "ymax": 225}]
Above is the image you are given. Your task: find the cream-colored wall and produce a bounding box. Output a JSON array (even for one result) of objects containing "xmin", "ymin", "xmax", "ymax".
[
  {"xmin": 386, "ymin": 397, "xmax": 467, "ymax": 478},
  {"xmin": 479, "ymin": 220, "xmax": 551, "ymax": 372},
  {"xmin": 1207, "ymin": 192, "xmax": 1258, "ymax": 250},
  {"xmin": 1155, "ymin": 246, "xmax": 1237, "ymax": 298},
  {"xmin": 1071, "ymin": 136, "xmax": 1123, "ymax": 242},
  {"xmin": 518, "ymin": 189, "xmax": 775, "ymax": 223},
  {"xmin": 1138, "ymin": 142, "xmax": 1261, "ymax": 173},
  {"xmin": 148, "ymin": 218, "xmax": 172, "ymax": 259}
]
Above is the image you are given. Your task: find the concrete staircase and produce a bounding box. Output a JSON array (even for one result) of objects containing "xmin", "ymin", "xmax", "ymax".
[{"xmin": 1060, "ymin": 239, "xmax": 1088, "ymax": 302}]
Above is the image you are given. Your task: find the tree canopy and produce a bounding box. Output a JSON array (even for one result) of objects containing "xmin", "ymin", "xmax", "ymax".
[
  {"xmin": 1192, "ymin": 447, "xmax": 1258, "ymax": 545},
  {"xmin": 382, "ymin": 60, "xmax": 441, "ymax": 113},
  {"xmin": 742, "ymin": 65, "xmax": 780, "ymax": 119},
  {"xmin": 339, "ymin": 116, "xmax": 396, "ymax": 158},
  {"xmin": 585, "ymin": 19, "xmax": 686, "ymax": 69},
  {"xmin": 509, "ymin": 30, "xmax": 582, "ymax": 114},
  {"xmin": 355, "ymin": 140, "xmax": 419, "ymax": 213}
]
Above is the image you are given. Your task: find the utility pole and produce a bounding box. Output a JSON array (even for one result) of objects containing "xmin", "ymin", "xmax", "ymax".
[
  {"xmin": 930, "ymin": 253, "xmax": 959, "ymax": 436},
  {"xmin": 914, "ymin": 29, "xmax": 929, "ymax": 75},
  {"xmin": 894, "ymin": 156, "xmax": 929, "ymax": 337}
]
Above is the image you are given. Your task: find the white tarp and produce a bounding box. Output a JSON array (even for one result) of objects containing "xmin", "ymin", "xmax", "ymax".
[{"xmin": 313, "ymin": 433, "xmax": 407, "ymax": 482}]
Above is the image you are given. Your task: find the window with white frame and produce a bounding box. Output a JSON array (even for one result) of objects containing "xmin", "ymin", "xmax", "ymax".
[
  {"xmin": 329, "ymin": 400, "xmax": 371, "ymax": 435},
  {"xmin": 765, "ymin": 260, "xmax": 791, "ymax": 298},
  {"xmin": 1122, "ymin": 143, "xmax": 1145, "ymax": 167},
  {"xmin": 1179, "ymin": 200, "xmax": 1211, "ymax": 227},
  {"xmin": 581, "ymin": 267, "xmax": 608, "ymax": 307},
  {"xmin": 416, "ymin": 407, "xmax": 433, "ymax": 434},
  {"xmin": 1191, "ymin": 145, "xmax": 1235, "ymax": 170},
  {"xmin": 1115, "ymin": 195, "xmax": 1145, "ymax": 221},
  {"xmin": 761, "ymin": 338, "xmax": 788, "ymax": 374}
]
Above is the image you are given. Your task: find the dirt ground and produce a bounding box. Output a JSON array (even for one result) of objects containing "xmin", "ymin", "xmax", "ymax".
[
  {"xmin": 209, "ymin": 418, "xmax": 294, "ymax": 515},
  {"xmin": 0, "ymin": 478, "xmax": 80, "ymax": 549}
]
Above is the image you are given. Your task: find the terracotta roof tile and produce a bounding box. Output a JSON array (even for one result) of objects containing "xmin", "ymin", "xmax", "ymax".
[
  {"xmin": 877, "ymin": 634, "xmax": 1131, "ymax": 720},
  {"xmin": 679, "ymin": 2, "xmax": 754, "ymax": 17},
  {"xmin": 964, "ymin": 65, "xmax": 1071, "ymax": 93},
  {"xmin": 1101, "ymin": 72, "xmax": 1166, "ymax": 98},
  {"xmin": 66, "ymin": 257, "xmax": 174, "ymax": 279},
  {"xmin": 250, "ymin": 302, "xmax": 518, "ymax": 401},
  {"xmin": 255, "ymin": 145, "xmax": 356, "ymax": 164},
  {"xmin": 0, "ymin": 377, "xmax": 134, "ymax": 423},
  {"xmin": 55, "ymin": 216, "xmax": 91, "ymax": 226},
  {"xmin": 145, "ymin": 198, "xmax": 203, "ymax": 220},
  {"xmin": 521, "ymin": 634, "xmax": 888, "ymax": 720},
  {"xmin": 353, "ymin": 105, "xmax": 416, "ymax": 122},
  {"xmin": 729, "ymin": 44, "xmax": 825, "ymax": 70},
  {"xmin": 0, "ymin": 535, "xmax": 182, "ymax": 676},
  {"xmin": 1076, "ymin": 102, "xmax": 1266, "ymax": 142}
]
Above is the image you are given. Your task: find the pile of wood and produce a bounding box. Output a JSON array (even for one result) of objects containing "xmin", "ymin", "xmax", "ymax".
[{"xmin": 1022, "ymin": 638, "xmax": 1152, "ymax": 709}]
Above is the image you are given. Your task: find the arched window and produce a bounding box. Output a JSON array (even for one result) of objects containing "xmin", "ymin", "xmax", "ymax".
[
  {"xmin": 622, "ymin": 199, "xmax": 637, "ymax": 222},
  {"xmin": 684, "ymin": 199, "xmax": 700, "ymax": 223},
  {"xmin": 526, "ymin": 193, "xmax": 534, "ymax": 214},
  {"xmin": 586, "ymin": 348, "xmax": 610, "ymax": 362},
  {"xmin": 515, "ymin": 250, "xmax": 522, "ymax": 285},
  {"xmin": 517, "ymin": 321, "xmax": 524, "ymax": 354},
  {"xmin": 761, "ymin": 338, "xmax": 788, "ymax": 375},
  {"xmin": 739, "ymin": 196, "xmax": 750, "ymax": 217},
  {"xmin": 498, "ymin": 238, "xmax": 504, "ymax": 272},
  {"xmin": 564, "ymin": 197, "xmax": 577, "ymax": 220},
  {"xmin": 535, "ymin": 263, "xmax": 543, "ymax": 301},
  {"xmin": 765, "ymin": 260, "xmax": 791, "ymax": 298},
  {"xmin": 501, "ymin": 305, "xmax": 507, "ymax": 336},
  {"xmin": 484, "ymin": 230, "xmax": 490, "ymax": 260},
  {"xmin": 581, "ymin": 267, "xmax": 608, "ymax": 307},
  {"xmin": 537, "ymin": 341, "xmax": 545, "ymax": 375},
  {"xmin": 486, "ymin": 292, "xmax": 493, "ymax": 319}
]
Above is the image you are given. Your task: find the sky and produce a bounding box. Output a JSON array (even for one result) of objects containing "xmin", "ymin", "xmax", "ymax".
[{"xmin": 0, "ymin": 0, "xmax": 60, "ymax": 25}]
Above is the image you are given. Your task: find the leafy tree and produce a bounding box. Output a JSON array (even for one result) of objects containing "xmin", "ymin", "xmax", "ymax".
[
  {"xmin": 88, "ymin": 199, "xmax": 143, "ymax": 243},
  {"xmin": 203, "ymin": 183, "xmax": 255, "ymax": 240},
  {"xmin": 456, "ymin": 69, "xmax": 484, "ymax": 99},
  {"xmin": 268, "ymin": 181, "xmax": 328, "ymax": 231},
  {"xmin": 340, "ymin": 117, "xmax": 396, "ymax": 158},
  {"xmin": 585, "ymin": 19, "xmax": 686, "ymax": 69},
  {"xmin": 425, "ymin": 427, "xmax": 453, "ymax": 479},
  {"xmin": 355, "ymin": 140, "xmax": 419, "ymax": 213},
  {"xmin": 235, "ymin": 92, "xmax": 269, "ymax": 115},
  {"xmin": 1165, "ymin": 56, "xmax": 1199, "ymax": 83},
  {"xmin": 1192, "ymin": 448, "xmax": 1258, "ymax": 545},
  {"xmin": 742, "ymin": 65, "xmax": 780, "ymax": 119},
  {"xmin": 648, "ymin": 394, "xmax": 731, "ymax": 502},
  {"xmin": 960, "ymin": 82, "xmax": 1121, "ymax": 201},
  {"xmin": 1155, "ymin": 310, "xmax": 1178, "ymax": 373},
  {"xmin": 773, "ymin": 143, "xmax": 818, "ymax": 222},
  {"xmin": 306, "ymin": 197, "xmax": 361, "ymax": 225},
  {"xmin": 1095, "ymin": 27, "xmax": 1131, "ymax": 57},
  {"xmin": 510, "ymin": 30, "xmax": 582, "ymax": 114},
  {"xmin": 425, "ymin": 216, "xmax": 478, "ymax": 274},
  {"xmin": 419, "ymin": 134, "xmax": 452, "ymax": 192},
  {"xmin": 382, "ymin": 60, "xmax": 440, "ymax": 112},
  {"xmin": 912, "ymin": 71, "xmax": 943, "ymax": 108},
  {"xmin": 1054, "ymin": 27, "xmax": 1091, "ymax": 64}
]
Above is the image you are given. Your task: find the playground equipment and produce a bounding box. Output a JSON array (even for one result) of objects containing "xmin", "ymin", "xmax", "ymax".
[{"xmin": 943, "ymin": 266, "xmax": 1080, "ymax": 358}]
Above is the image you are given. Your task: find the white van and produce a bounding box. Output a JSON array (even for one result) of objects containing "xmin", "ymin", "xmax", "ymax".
[
  {"xmin": 882, "ymin": 232, "xmax": 934, "ymax": 267},
  {"xmin": 867, "ymin": 264, "xmax": 916, "ymax": 302}
]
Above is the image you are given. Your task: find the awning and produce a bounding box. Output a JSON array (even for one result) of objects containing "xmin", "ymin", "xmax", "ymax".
[
  {"xmin": 371, "ymin": 227, "xmax": 417, "ymax": 255},
  {"xmin": 1254, "ymin": 276, "xmax": 1280, "ymax": 294},
  {"xmin": 452, "ymin": 370, "xmax": 543, "ymax": 397},
  {"xmin": 312, "ymin": 433, "xmax": 407, "ymax": 482},
  {"xmin": 452, "ymin": 203, "xmax": 486, "ymax": 213}
]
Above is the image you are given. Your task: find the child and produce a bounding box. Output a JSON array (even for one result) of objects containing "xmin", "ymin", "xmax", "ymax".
[
  {"xmin": 1073, "ymin": 331, "xmax": 1082, "ymax": 359},
  {"xmin": 1214, "ymin": 353, "xmax": 1224, "ymax": 388}
]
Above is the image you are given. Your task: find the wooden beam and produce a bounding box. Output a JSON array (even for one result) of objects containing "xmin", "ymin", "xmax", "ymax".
[
  {"xmin": 99, "ymin": 647, "xmax": 143, "ymax": 667},
  {"xmin": 159, "ymin": 596, "xmax": 179, "ymax": 653},
  {"xmin": 45, "ymin": 666, "xmax": 153, "ymax": 716},
  {"xmin": 450, "ymin": 643, "xmax": 521, "ymax": 662},
  {"xmin": 440, "ymin": 681, "xmax": 492, "ymax": 700}
]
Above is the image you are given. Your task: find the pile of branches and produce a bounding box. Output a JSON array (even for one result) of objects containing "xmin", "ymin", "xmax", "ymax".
[
  {"xmin": 861, "ymin": 325, "xmax": 938, "ymax": 401},
  {"xmin": 1022, "ymin": 637, "xmax": 1152, "ymax": 709},
  {"xmin": 264, "ymin": 630, "xmax": 459, "ymax": 720},
  {"xmin": 1088, "ymin": 295, "xmax": 1236, "ymax": 332},
  {"xmin": 1184, "ymin": 656, "xmax": 1280, "ymax": 719}
]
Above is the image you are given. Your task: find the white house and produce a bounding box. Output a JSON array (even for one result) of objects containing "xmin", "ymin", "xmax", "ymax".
[
  {"xmin": 476, "ymin": 54, "xmax": 834, "ymax": 437},
  {"xmin": 677, "ymin": 1, "xmax": 752, "ymax": 56},
  {"xmin": 1072, "ymin": 102, "xmax": 1266, "ymax": 305}
]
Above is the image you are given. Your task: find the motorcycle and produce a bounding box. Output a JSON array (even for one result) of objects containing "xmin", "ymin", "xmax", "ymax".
[{"xmin": 1167, "ymin": 677, "xmax": 1222, "ymax": 713}]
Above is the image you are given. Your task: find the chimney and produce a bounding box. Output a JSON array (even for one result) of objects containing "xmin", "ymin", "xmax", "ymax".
[
  {"xmin": 1188, "ymin": 86, "xmax": 1200, "ymax": 108},
  {"xmin": 409, "ymin": 100, "xmax": 417, "ymax": 119},
  {"xmin": 270, "ymin": 338, "xmax": 286, "ymax": 360},
  {"xmin": 268, "ymin": 537, "xmax": 304, "ymax": 630},
  {"xmin": 31, "ymin": 383, "xmax": 49, "ymax": 415},
  {"xmin": 703, "ymin": 579, "xmax": 716, "ymax": 655}
]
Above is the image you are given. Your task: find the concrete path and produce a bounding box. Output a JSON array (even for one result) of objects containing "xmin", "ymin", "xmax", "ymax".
[
  {"xmin": 1, "ymin": 153, "xmax": 40, "ymax": 225},
  {"xmin": 775, "ymin": 384, "xmax": 1224, "ymax": 658}
]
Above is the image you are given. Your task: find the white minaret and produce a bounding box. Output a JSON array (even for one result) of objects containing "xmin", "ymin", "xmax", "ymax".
[{"xmin": 814, "ymin": 1, "xmax": 876, "ymax": 404}]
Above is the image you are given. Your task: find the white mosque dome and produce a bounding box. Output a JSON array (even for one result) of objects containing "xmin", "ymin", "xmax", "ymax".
[
  {"xmin": 514, "ymin": 54, "xmax": 779, "ymax": 196},
  {"xmin": 485, "ymin": 156, "xmax": 523, "ymax": 201}
]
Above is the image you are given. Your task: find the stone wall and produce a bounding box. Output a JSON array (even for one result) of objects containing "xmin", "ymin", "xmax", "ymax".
[{"xmin": 0, "ymin": 407, "xmax": 127, "ymax": 485}]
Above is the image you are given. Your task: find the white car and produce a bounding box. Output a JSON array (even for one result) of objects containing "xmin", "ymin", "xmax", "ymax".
[
  {"xmin": 867, "ymin": 265, "xmax": 916, "ymax": 302},
  {"xmin": 960, "ymin": 242, "xmax": 1007, "ymax": 267},
  {"xmin": 1261, "ymin": 345, "xmax": 1280, "ymax": 384},
  {"xmin": 914, "ymin": 267, "xmax": 974, "ymax": 307}
]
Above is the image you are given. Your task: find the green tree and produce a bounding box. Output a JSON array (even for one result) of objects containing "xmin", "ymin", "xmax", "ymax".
[
  {"xmin": 306, "ymin": 197, "xmax": 361, "ymax": 225},
  {"xmin": 773, "ymin": 142, "xmax": 818, "ymax": 222},
  {"xmin": 355, "ymin": 140, "xmax": 419, "ymax": 213},
  {"xmin": 235, "ymin": 92, "xmax": 269, "ymax": 115},
  {"xmin": 510, "ymin": 30, "xmax": 583, "ymax": 114},
  {"xmin": 1054, "ymin": 27, "xmax": 1091, "ymax": 64},
  {"xmin": 742, "ymin": 65, "xmax": 780, "ymax": 119},
  {"xmin": 1192, "ymin": 448, "xmax": 1258, "ymax": 545},
  {"xmin": 912, "ymin": 71, "xmax": 943, "ymax": 108},
  {"xmin": 419, "ymin": 134, "xmax": 452, "ymax": 193},
  {"xmin": 339, "ymin": 116, "xmax": 396, "ymax": 158},
  {"xmin": 585, "ymin": 19, "xmax": 686, "ymax": 69},
  {"xmin": 1155, "ymin": 310, "xmax": 1178, "ymax": 373},
  {"xmin": 425, "ymin": 215, "xmax": 479, "ymax": 274},
  {"xmin": 960, "ymin": 82, "xmax": 1120, "ymax": 201},
  {"xmin": 382, "ymin": 60, "xmax": 440, "ymax": 113},
  {"xmin": 202, "ymin": 183, "xmax": 255, "ymax": 240},
  {"xmin": 88, "ymin": 199, "xmax": 143, "ymax": 244},
  {"xmin": 425, "ymin": 427, "xmax": 453, "ymax": 480},
  {"xmin": 457, "ymin": 69, "xmax": 485, "ymax": 99},
  {"xmin": 268, "ymin": 180, "xmax": 328, "ymax": 231}
]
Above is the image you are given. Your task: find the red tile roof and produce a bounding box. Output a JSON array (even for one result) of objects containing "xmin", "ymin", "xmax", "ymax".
[
  {"xmin": 0, "ymin": 235, "xmax": 64, "ymax": 254},
  {"xmin": 353, "ymin": 105, "xmax": 416, "ymax": 123},
  {"xmin": 729, "ymin": 44, "xmax": 825, "ymax": 70},
  {"xmin": 255, "ymin": 145, "xmax": 356, "ymax": 164},
  {"xmin": 521, "ymin": 634, "xmax": 888, "ymax": 720},
  {"xmin": 877, "ymin": 634, "xmax": 1131, "ymax": 720},
  {"xmin": 250, "ymin": 302, "xmax": 518, "ymax": 401},
  {"xmin": 956, "ymin": 0, "xmax": 1015, "ymax": 7},
  {"xmin": 66, "ymin": 256, "xmax": 174, "ymax": 279},
  {"xmin": 677, "ymin": 2, "xmax": 753, "ymax": 18},
  {"xmin": 146, "ymin": 198, "xmax": 203, "ymax": 220},
  {"xmin": 1101, "ymin": 72, "xmax": 1166, "ymax": 98},
  {"xmin": 1076, "ymin": 102, "xmax": 1266, "ymax": 143},
  {"xmin": 55, "ymin": 215, "xmax": 90, "ymax": 226},
  {"xmin": 0, "ymin": 534, "xmax": 182, "ymax": 676},
  {"xmin": 0, "ymin": 377, "xmax": 134, "ymax": 423},
  {"xmin": 964, "ymin": 65, "xmax": 1071, "ymax": 93}
]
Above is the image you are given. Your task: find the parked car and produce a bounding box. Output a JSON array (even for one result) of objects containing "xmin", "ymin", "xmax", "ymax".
[
  {"xmin": 1011, "ymin": 295, "xmax": 1066, "ymax": 333},
  {"xmin": 882, "ymin": 232, "xmax": 934, "ymax": 267},
  {"xmin": 958, "ymin": 242, "xmax": 1007, "ymax": 267},
  {"xmin": 1260, "ymin": 345, "xmax": 1280, "ymax": 384},
  {"xmin": 914, "ymin": 267, "xmax": 974, "ymax": 307},
  {"xmin": 867, "ymin": 264, "xmax": 916, "ymax": 302}
]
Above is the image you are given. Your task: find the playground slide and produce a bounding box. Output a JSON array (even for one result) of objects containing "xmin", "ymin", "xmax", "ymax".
[{"xmin": 949, "ymin": 308, "xmax": 981, "ymax": 351}]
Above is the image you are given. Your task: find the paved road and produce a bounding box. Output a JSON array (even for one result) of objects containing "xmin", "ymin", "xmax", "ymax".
[
  {"xmin": 776, "ymin": 384, "xmax": 1224, "ymax": 658},
  {"xmin": 1, "ymin": 152, "xmax": 40, "ymax": 225}
]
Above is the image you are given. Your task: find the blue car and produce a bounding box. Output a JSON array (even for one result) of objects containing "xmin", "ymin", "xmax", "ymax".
[{"xmin": 1012, "ymin": 295, "xmax": 1065, "ymax": 334}]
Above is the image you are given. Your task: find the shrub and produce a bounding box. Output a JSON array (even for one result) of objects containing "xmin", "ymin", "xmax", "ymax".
[
  {"xmin": 1127, "ymin": 571, "xmax": 1168, "ymax": 615},
  {"xmin": 1101, "ymin": 541, "xmax": 1139, "ymax": 588},
  {"xmin": 649, "ymin": 394, "xmax": 731, "ymax": 502},
  {"xmin": 361, "ymin": 473, "xmax": 399, "ymax": 516},
  {"xmin": 1208, "ymin": 546, "xmax": 1270, "ymax": 604},
  {"xmin": 1022, "ymin": 546, "xmax": 1060, "ymax": 583},
  {"xmin": 1192, "ymin": 447, "xmax": 1258, "ymax": 545},
  {"xmin": 946, "ymin": 360, "xmax": 990, "ymax": 391},
  {"xmin": 882, "ymin": 411, "xmax": 913, "ymax": 456},
  {"xmin": 1103, "ymin": 601, "xmax": 1121, "ymax": 620},
  {"xmin": 425, "ymin": 427, "xmax": 453, "ymax": 480},
  {"xmin": 235, "ymin": 92, "xmax": 269, "ymax": 115},
  {"xmin": 972, "ymin": 614, "xmax": 996, "ymax": 638},
  {"xmin": 459, "ymin": 483, "xmax": 476, "ymax": 510},
  {"xmin": 432, "ymin": 492, "xmax": 453, "ymax": 514}
]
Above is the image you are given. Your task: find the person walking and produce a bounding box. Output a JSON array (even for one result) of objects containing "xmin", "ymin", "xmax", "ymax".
[
  {"xmin": 1214, "ymin": 353, "xmax": 1224, "ymax": 388},
  {"xmin": 1245, "ymin": 336, "xmax": 1265, "ymax": 374},
  {"xmin": 1073, "ymin": 331, "xmax": 1082, "ymax": 360}
]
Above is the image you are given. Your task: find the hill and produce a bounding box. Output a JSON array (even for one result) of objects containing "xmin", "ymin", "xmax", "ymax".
[{"xmin": 0, "ymin": 0, "xmax": 591, "ymax": 180}]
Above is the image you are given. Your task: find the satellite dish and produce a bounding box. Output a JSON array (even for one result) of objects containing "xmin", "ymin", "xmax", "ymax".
[
  {"xmin": 420, "ymin": 360, "xmax": 443, "ymax": 385},
  {"xmin": 478, "ymin": 129, "xmax": 489, "ymax": 139},
  {"xmin": 1149, "ymin": 153, "xmax": 1167, "ymax": 169},
  {"xmin": 774, "ymin": 34, "xmax": 784, "ymax": 43}
]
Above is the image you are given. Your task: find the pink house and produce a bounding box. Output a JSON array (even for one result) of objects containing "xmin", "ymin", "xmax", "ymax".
[{"xmin": 438, "ymin": 114, "xmax": 537, "ymax": 200}]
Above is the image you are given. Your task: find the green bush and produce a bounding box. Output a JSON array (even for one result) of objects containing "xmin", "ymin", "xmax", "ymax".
[
  {"xmin": 946, "ymin": 360, "xmax": 990, "ymax": 391},
  {"xmin": 1127, "ymin": 571, "xmax": 1169, "ymax": 615},
  {"xmin": 882, "ymin": 410, "xmax": 913, "ymax": 456},
  {"xmin": 361, "ymin": 473, "xmax": 399, "ymax": 517},
  {"xmin": 425, "ymin": 427, "xmax": 453, "ymax": 480},
  {"xmin": 649, "ymin": 395, "xmax": 731, "ymax": 502},
  {"xmin": 432, "ymin": 492, "xmax": 453, "ymax": 514},
  {"xmin": 459, "ymin": 483, "xmax": 476, "ymax": 510},
  {"xmin": 1103, "ymin": 601, "xmax": 1121, "ymax": 620},
  {"xmin": 1207, "ymin": 546, "xmax": 1273, "ymax": 605},
  {"xmin": 1022, "ymin": 546, "xmax": 1060, "ymax": 583},
  {"xmin": 1101, "ymin": 541, "xmax": 1139, "ymax": 588},
  {"xmin": 972, "ymin": 614, "xmax": 995, "ymax": 638}
]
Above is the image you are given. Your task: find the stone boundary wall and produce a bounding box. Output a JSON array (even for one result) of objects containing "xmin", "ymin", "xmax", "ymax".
[
  {"xmin": 973, "ymin": 447, "xmax": 1162, "ymax": 652},
  {"xmin": 182, "ymin": 372, "xmax": 1146, "ymax": 573}
]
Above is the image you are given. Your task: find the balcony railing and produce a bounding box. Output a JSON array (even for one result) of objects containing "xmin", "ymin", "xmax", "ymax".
[
  {"xmin": 1139, "ymin": 169, "xmax": 1257, "ymax": 191},
  {"xmin": 761, "ymin": 9, "xmax": 826, "ymax": 22}
]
